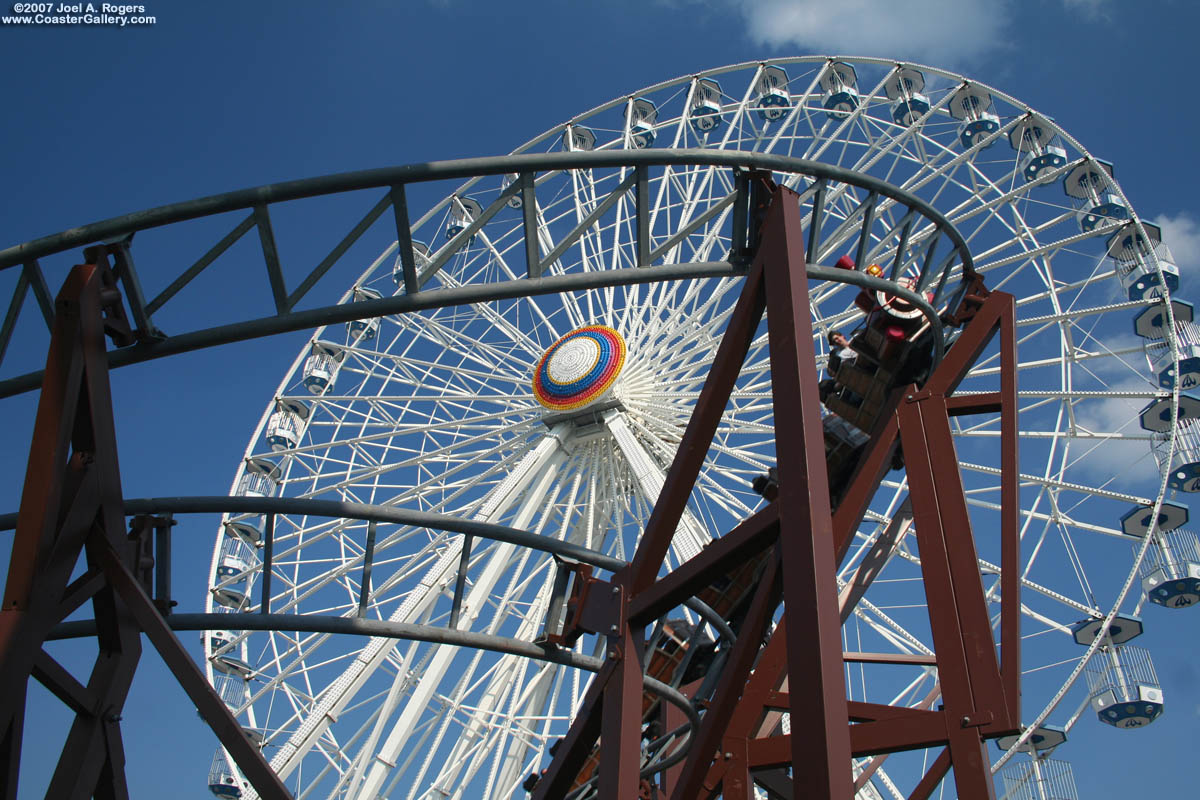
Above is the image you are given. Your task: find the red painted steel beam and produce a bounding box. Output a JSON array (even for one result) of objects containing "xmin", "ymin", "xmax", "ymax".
[
  {"xmin": 598, "ymin": 615, "xmax": 645, "ymax": 798},
  {"xmin": 846, "ymin": 701, "xmax": 942, "ymax": 723},
  {"xmin": 743, "ymin": 709, "xmax": 953, "ymax": 766},
  {"xmin": 667, "ymin": 554, "xmax": 781, "ymax": 800},
  {"xmin": 59, "ymin": 569, "xmax": 109, "ymax": 621},
  {"xmin": 922, "ymin": 290, "xmax": 1021, "ymax": 727},
  {"xmin": 659, "ymin": 677, "xmax": 702, "ymax": 795},
  {"xmin": 903, "ymin": 290, "xmax": 1021, "ymax": 732},
  {"xmin": 31, "ymin": 649, "xmax": 94, "ymax": 716},
  {"xmin": 94, "ymin": 536, "xmax": 293, "ymax": 800},
  {"xmin": 842, "ymin": 652, "xmax": 937, "ymax": 666},
  {"xmin": 851, "ymin": 685, "xmax": 943, "ymax": 792},
  {"xmin": 0, "ymin": 262, "xmax": 293, "ymax": 800},
  {"xmin": 751, "ymin": 768, "xmax": 793, "ymax": 800},
  {"xmin": 628, "ymin": 504, "xmax": 779, "ymax": 625},
  {"xmin": 908, "ymin": 748, "xmax": 952, "ymax": 800},
  {"xmin": 529, "ymin": 658, "xmax": 613, "ymax": 799},
  {"xmin": 997, "ymin": 293, "xmax": 1021, "ymax": 726},
  {"xmin": 946, "ymin": 392, "xmax": 1002, "ymax": 415},
  {"xmin": 920, "ymin": 291, "xmax": 1004, "ymax": 399},
  {"xmin": 849, "ymin": 714, "xmax": 952, "ymax": 757},
  {"xmin": 731, "ymin": 617, "xmax": 790, "ymax": 740},
  {"xmin": 627, "ymin": 260, "xmax": 767, "ymax": 593},
  {"xmin": 45, "ymin": 575, "xmax": 141, "ymax": 800},
  {"xmin": 0, "ymin": 263, "xmax": 129, "ymax": 800},
  {"xmin": 897, "ymin": 395, "xmax": 1002, "ymax": 798},
  {"xmin": 760, "ymin": 186, "xmax": 854, "ymax": 799},
  {"xmin": 744, "ymin": 734, "xmax": 791, "ymax": 771}
]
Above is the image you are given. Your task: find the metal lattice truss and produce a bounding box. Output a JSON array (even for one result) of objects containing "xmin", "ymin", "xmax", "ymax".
[{"xmin": 0, "ymin": 149, "xmax": 969, "ymax": 398}]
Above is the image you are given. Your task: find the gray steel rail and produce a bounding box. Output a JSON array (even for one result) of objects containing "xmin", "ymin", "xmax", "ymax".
[
  {"xmin": 0, "ymin": 494, "xmax": 738, "ymax": 646},
  {"xmin": 0, "ymin": 150, "xmax": 974, "ymax": 271},
  {"xmin": 0, "ymin": 149, "xmax": 970, "ymax": 398}
]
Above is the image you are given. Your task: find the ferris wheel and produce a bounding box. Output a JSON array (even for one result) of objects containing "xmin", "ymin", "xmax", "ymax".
[{"xmin": 201, "ymin": 57, "xmax": 1194, "ymax": 799}]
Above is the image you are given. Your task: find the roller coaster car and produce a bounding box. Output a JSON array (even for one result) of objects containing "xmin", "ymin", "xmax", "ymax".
[
  {"xmin": 825, "ymin": 313, "xmax": 933, "ymax": 427},
  {"xmin": 822, "ymin": 280, "xmax": 937, "ymax": 498}
]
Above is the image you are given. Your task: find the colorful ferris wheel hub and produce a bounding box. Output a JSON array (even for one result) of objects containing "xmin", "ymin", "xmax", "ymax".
[{"xmin": 532, "ymin": 325, "xmax": 627, "ymax": 412}]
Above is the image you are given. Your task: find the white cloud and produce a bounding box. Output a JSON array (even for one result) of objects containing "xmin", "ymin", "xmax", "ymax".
[
  {"xmin": 1062, "ymin": 0, "xmax": 1112, "ymax": 20},
  {"xmin": 1151, "ymin": 212, "xmax": 1200, "ymax": 277},
  {"xmin": 1069, "ymin": 378, "xmax": 1162, "ymax": 487},
  {"xmin": 729, "ymin": 0, "xmax": 1010, "ymax": 68}
]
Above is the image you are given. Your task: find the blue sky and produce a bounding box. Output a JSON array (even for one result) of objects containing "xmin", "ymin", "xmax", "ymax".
[{"xmin": 2, "ymin": 1, "xmax": 1199, "ymax": 797}]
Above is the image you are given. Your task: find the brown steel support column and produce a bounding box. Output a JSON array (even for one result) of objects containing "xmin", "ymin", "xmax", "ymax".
[
  {"xmin": 0, "ymin": 263, "xmax": 132, "ymax": 800},
  {"xmin": 94, "ymin": 536, "xmax": 293, "ymax": 800},
  {"xmin": 920, "ymin": 289, "xmax": 1021, "ymax": 729},
  {"xmin": 529, "ymin": 570, "xmax": 644, "ymax": 800},
  {"xmin": 898, "ymin": 394, "xmax": 1002, "ymax": 799},
  {"xmin": 659, "ymin": 678, "xmax": 701, "ymax": 796},
  {"xmin": 44, "ymin": 576, "xmax": 141, "ymax": 800},
  {"xmin": 629, "ymin": 505, "xmax": 779, "ymax": 625},
  {"xmin": 908, "ymin": 749, "xmax": 952, "ymax": 800},
  {"xmin": 598, "ymin": 620, "xmax": 645, "ymax": 799},
  {"xmin": 997, "ymin": 293, "xmax": 1021, "ymax": 722},
  {"xmin": 0, "ymin": 261, "xmax": 292, "ymax": 800},
  {"xmin": 761, "ymin": 187, "xmax": 854, "ymax": 799},
  {"xmin": 0, "ymin": 694, "xmax": 22, "ymax": 799},
  {"xmin": 529, "ymin": 659, "xmax": 614, "ymax": 800}
]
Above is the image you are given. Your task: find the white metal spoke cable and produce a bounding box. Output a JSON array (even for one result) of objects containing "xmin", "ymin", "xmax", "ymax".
[{"xmin": 202, "ymin": 57, "xmax": 1189, "ymax": 799}]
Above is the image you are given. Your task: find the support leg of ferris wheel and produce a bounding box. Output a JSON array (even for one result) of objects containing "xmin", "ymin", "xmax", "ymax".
[
  {"xmin": 605, "ymin": 410, "xmax": 710, "ymax": 564},
  {"xmin": 0, "ymin": 254, "xmax": 291, "ymax": 800},
  {"xmin": 339, "ymin": 368, "xmax": 727, "ymax": 797},
  {"xmin": 260, "ymin": 425, "xmax": 573, "ymax": 792},
  {"xmin": 370, "ymin": 410, "xmax": 722, "ymax": 798},
  {"xmin": 349, "ymin": 443, "xmax": 571, "ymax": 800}
]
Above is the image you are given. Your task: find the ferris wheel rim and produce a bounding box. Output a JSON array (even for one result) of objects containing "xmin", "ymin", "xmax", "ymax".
[{"xmin": 202, "ymin": 55, "xmax": 1186, "ymax": 799}]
